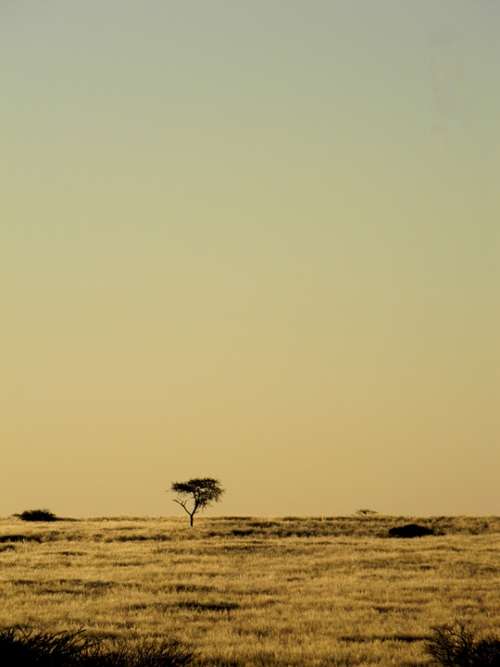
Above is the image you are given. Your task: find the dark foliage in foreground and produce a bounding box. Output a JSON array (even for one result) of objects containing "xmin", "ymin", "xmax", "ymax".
[
  {"xmin": 425, "ymin": 621, "xmax": 500, "ymax": 666},
  {"xmin": 0, "ymin": 626, "xmax": 195, "ymax": 666},
  {"xmin": 15, "ymin": 509, "xmax": 58, "ymax": 522}
]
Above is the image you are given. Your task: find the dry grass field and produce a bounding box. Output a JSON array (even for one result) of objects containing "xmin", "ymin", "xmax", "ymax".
[{"xmin": 0, "ymin": 515, "xmax": 498, "ymax": 666}]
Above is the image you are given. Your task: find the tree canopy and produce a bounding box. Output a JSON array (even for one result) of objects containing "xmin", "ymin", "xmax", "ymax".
[{"xmin": 170, "ymin": 478, "xmax": 224, "ymax": 527}]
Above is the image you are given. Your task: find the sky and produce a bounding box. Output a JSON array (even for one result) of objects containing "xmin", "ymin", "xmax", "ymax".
[{"xmin": 1, "ymin": 1, "xmax": 499, "ymax": 518}]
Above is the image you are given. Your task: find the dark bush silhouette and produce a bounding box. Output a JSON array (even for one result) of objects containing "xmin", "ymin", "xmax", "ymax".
[
  {"xmin": 15, "ymin": 509, "xmax": 58, "ymax": 522},
  {"xmin": 0, "ymin": 626, "xmax": 90, "ymax": 665},
  {"xmin": 0, "ymin": 626, "xmax": 195, "ymax": 666},
  {"xmin": 425, "ymin": 620, "xmax": 500, "ymax": 666},
  {"xmin": 388, "ymin": 523, "xmax": 435, "ymax": 538}
]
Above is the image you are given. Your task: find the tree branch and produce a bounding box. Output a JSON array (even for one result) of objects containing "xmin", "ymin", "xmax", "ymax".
[{"xmin": 172, "ymin": 499, "xmax": 192, "ymax": 517}]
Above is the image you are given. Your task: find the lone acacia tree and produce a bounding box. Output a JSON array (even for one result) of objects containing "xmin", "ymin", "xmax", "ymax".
[{"xmin": 170, "ymin": 478, "xmax": 224, "ymax": 527}]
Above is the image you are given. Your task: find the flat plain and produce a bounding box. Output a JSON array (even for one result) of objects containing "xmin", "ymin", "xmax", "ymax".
[{"xmin": 0, "ymin": 515, "xmax": 498, "ymax": 666}]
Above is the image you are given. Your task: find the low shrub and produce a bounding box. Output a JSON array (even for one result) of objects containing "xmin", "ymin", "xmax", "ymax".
[
  {"xmin": 388, "ymin": 523, "xmax": 435, "ymax": 538},
  {"xmin": 0, "ymin": 626, "xmax": 90, "ymax": 665},
  {"xmin": 15, "ymin": 509, "xmax": 58, "ymax": 522},
  {"xmin": 0, "ymin": 626, "xmax": 195, "ymax": 666},
  {"xmin": 425, "ymin": 620, "xmax": 500, "ymax": 666}
]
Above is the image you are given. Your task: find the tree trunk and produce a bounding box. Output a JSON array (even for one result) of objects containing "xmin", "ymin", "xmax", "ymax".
[{"xmin": 189, "ymin": 513, "xmax": 194, "ymax": 527}]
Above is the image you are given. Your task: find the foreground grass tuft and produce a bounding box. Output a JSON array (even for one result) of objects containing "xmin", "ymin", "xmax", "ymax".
[
  {"xmin": 425, "ymin": 620, "xmax": 500, "ymax": 666},
  {"xmin": 0, "ymin": 626, "xmax": 195, "ymax": 666}
]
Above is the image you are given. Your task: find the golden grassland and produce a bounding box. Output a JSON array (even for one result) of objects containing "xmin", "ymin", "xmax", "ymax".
[{"xmin": 0, "ymin": 515, "xmax": 499, "ymax": 666}]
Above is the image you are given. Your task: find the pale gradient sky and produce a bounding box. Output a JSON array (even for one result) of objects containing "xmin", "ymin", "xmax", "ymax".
[{"xmin": 2, "ymin": 1, "xmax": 499, "ymax": 517}]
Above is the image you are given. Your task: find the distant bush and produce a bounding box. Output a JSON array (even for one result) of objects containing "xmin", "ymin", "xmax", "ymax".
[
  {"xmin": 0, "ymin": 626, "xmax": 195, "ymax": 666},
  {"xmin": 15, "ymin": 509, "xmax": 58, "ymax": 522},
  {"xmin": 388, "ymin": 523, "xmax": 435, "ymax": 538},
  {"xmin": 425, "ymin": 620, "xmax": 500, "ymax": 666}
]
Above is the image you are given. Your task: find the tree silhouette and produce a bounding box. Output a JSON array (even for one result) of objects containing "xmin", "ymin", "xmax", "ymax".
[
  {"xmin": 356, "ymin": 509, "xmax": 378, "ymax": 517},
  {"xmin": 170, "ymin": 478, "xmax": 224, "ymax": 527}
]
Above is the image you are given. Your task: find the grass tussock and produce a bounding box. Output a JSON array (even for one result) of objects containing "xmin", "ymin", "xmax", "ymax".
[{"xmin": 0, "ymin": 534, "xmax": 42, "ymax": 543}]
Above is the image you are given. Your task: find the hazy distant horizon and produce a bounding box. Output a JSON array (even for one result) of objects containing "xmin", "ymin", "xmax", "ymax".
[
  {"xmin": 4, "ymin": 512, "xmax": 499, "ymax": 521},
  {"xmin": 2, "ymin": 1, "xmax": 499, "ymax": 518}
]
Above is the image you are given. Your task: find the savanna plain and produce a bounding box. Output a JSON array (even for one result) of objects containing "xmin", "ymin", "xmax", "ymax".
[{"xmin": 0, "ymin": 515, "xmax": 499, "ymax": 666}]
